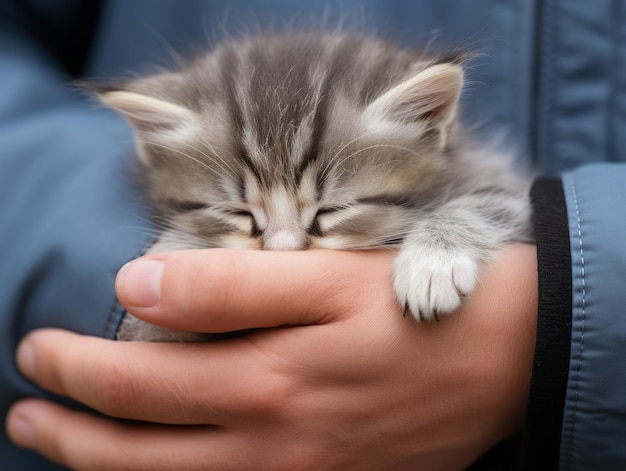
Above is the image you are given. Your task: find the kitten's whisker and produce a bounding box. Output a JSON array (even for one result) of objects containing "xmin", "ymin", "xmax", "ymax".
[
  {"xmin": 189, "ymin": 135, "xmax": 241, "ymax": 180},
  {"xmin": 320, "ymin": 141, "xmax": 427, "ymax": 188},
  {"xmin": 318, "ymin": 132, "xmax": 378, "ymax": 181},
  {"xmin": 152, "ymin": 231, "xmax": 213, "ymax": 249},
  {"xmin": 134, "ymin": 141, "xmax": 215, "ymax": 173},
  {"xmin": 324, "ymin": 144, "xmax": 425, "ymax": 183},
  {"xmin": 183, "ymin": 140, "xmax": 236, "ymax": 178},
  {"xmin": 137, "ymin": 140, "xmax": 242, "ymax": 186},
  {"xmin": 120, "ymin": 227, "xmax": 202, "ymax": 248},
  {"xmin": 329, "ymin": 131, "xmax": 377, "ymax": 162},
  {"xmin": 119, "ymin": 136, "xmax": 238, "ymax": 181},
  {"xmin": 120, "ymin": 227, "xmax": 164, "ymax": 237}
]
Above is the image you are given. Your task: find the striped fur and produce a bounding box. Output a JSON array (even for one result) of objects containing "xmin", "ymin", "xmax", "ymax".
[{"xmin": 98, "ymin": 32, "xmax": 532, "ymax": 341}]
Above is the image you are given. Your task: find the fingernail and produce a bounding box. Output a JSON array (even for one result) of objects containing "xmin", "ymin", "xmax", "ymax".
[
  {"xmin": 17, "ymin": 340, "xmax": 37, "ymax": 379},
  {"xmin": 8, "ymin": 413, "xmax": 35, "ymax": 448},
  {"xmin": 117, "ymin": 259, "xmax": 164, "ymax": 308}
]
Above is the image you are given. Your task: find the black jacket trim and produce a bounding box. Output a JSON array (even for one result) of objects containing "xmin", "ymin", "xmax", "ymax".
[{"xmin": 522, "ymin": 177, "xmax": 573, "ymax": 470}]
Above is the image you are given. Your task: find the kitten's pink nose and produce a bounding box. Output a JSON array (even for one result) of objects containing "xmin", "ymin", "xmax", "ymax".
[{"xmin": 263, "ymin": 229, "xmax": 308, "ymax": 251}]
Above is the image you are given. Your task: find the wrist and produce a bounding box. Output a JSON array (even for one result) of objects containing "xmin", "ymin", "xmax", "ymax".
[{"xmin": 448, "ymin": 244, "xmax": 537, "ymax": 450}]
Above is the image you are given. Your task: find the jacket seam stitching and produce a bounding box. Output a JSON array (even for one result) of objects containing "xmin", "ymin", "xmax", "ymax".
[
  {"xmin": 608, "ymin": 0, "xmax": 621, "ymax": 163},
  {"xmin": 105, "ymin": 302, "xmax": 127, "ymax": 340},
  {"xmin": 564, "ymin": 173, "xmax": 586, "ymax": 469},
  {"xmin": 536, "ymin": 0, "xmax": 558, "ymax": 175}
]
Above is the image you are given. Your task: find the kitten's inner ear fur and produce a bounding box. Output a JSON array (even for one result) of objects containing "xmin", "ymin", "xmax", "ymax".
[
  {"xmin": 364, "ymin": 63, "xmax": 463, "ymax": 143},
  {"xmin": 100, "ymin": 91, "xmax": 196, "ymax": 135}
]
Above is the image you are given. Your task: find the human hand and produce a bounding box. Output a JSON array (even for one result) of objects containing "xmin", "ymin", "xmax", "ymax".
[{"xmin": 6, "ymin": 245, "xmax": 537, "ymax": 470}]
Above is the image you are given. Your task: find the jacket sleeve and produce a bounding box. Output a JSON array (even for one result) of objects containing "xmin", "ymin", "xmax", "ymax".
[
  {"xmin": 0, "ymin": 2, "xmax": 153, "ymax": 468},
  {"xmin": 525, "ymin": 163, "xmax": 626, "ymax": 471},
  {"xmin": 559, "ymin": 164, "xmax": 626, "ymax": 470}
]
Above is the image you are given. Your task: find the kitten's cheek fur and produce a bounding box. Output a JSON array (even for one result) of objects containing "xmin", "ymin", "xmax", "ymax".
[{"xmin": 392, "ymin": 246, "xmax": 478, "ymax": 322}]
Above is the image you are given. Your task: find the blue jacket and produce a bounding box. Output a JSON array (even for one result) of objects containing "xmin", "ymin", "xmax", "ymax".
[{"xmin": 1, "ymin": 1, "xmax": 625, "ymax": 469}]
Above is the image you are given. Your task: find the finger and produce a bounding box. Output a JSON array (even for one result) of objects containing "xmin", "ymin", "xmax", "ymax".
[
  {"xmin": 6, "ymin": 399, "xmax": 253, "ymax": 471},
  {"xmin": 116, "ymin": 248, "xmax": 397, "ymax": 332},
  {"xmin": 16, "ymin": 329, "xmax": 293, "ymax": 425}
]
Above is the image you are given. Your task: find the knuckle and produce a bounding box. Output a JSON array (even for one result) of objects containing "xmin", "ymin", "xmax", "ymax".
[
  {"xmin": 274, "ymin": 444, "xmax": 326, "ymax": 471},
  {"xmin": 242, "ymin": 371, "xmax": 294, "ymax": 419},
  {"xmin": 45, "ymin": 428, "xmax": 73, "ymax": 467},
  {"xmin": 43, "ymin": 415, "xmax": 108, "ymax": 471},
  {"xmin": 91, "ymin": 364, "xmax": 139, "ymax": 417},
  {"xmin": 40, "ymin": 344, "xmax": 69, "ymax": 391},
  {"xmin": 169, "ymin": 248, "xmax": 242, "ymax": 318},
  {"xmin": 207, "ymin": 249, "xmax": 245, "ymax": 309}
]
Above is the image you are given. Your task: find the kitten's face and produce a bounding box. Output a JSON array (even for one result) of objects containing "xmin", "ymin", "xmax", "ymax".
[{"xmin": 99, "ymin": 33, "xmax": 464, "ymax": 251}]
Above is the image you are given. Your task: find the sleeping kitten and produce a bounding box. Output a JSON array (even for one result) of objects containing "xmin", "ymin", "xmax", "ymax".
[{"xmin": 97, "ymin": 32, "xmax": 532, "ymax": 342}]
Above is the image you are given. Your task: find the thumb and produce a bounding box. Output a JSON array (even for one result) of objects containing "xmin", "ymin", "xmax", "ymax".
[{"xmin": 116, "ymin": 248, "xmax": 396, "ymax": 333}]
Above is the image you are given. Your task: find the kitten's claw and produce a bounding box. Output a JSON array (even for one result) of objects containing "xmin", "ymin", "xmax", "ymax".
[
  {"xmin": 404, "ymin": 305, "xmax": 425, "ymax": 324},
  {"xmin": 393, "ymin": 247, "xmax": 478, "ymax": 323}
]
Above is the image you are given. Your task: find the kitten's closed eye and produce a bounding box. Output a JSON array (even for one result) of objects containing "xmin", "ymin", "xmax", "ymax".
[
  {"xmin": 165, "ymin": 200, "xmax": 209, "ymax": 211},
  {"xmin": 226, "ymin": 209, "xmax": 254, "ymax": 218},
  {"xmin": 224, "ymin": 209, "xmax": 262, "ymax": 237},
  {"xmin": 316, "ymin": 205, "xmax": 347, "ymax": 215},
  {"xmin": 309, "ymin": 205, "xmax": 352, "ymax": 237}
]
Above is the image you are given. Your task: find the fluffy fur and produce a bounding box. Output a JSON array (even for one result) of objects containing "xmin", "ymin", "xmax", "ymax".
[{"xmin": 97, "ymin": 32, "xmax": 533, "ymax": 342}]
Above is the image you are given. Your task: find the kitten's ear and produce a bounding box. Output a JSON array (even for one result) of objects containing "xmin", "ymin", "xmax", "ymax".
[
  {"xmin": 98, "ymin": 91, "xmax": 196, "ymax": 135},
  {"xmin": 364, "ymin": 63, "xmax": 463, "ymax": 133}
]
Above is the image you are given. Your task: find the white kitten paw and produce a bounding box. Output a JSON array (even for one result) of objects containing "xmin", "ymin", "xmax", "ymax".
[{"xmin": 393, "ymin": 248, "xmax": 478, "ymax": 323}]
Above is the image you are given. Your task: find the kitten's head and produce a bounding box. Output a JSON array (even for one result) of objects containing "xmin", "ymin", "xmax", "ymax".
[{"xmin": 98, "ymin": 33, "xmax": 465, "ymax": 251}]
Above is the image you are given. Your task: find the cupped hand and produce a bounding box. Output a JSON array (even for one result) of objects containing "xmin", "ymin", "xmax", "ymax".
[{"xmin": 6, "ymin": 246, "xmax": 537, "ymax": 470}]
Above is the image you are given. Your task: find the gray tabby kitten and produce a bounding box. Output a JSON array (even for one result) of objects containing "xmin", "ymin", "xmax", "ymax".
[{"xmin": 97, "ymin": 32, "xmax": 532, "ymax": 342}]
